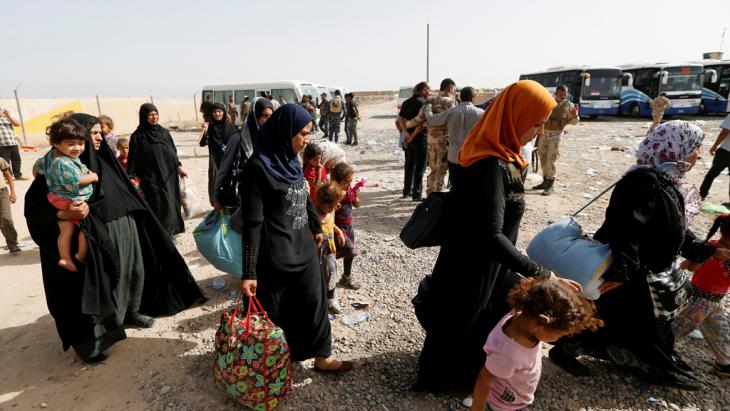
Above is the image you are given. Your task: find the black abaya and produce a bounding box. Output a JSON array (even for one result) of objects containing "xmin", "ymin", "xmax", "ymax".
[
  {"xmin": 416, "ymin": 157, "xmax": 546, "ymax": 392},
  {"xmin": 240, "ymin": 158, "xmax": 330, "ymax": 361},
  {"xmin": 127, "ymin": 125, "xmax": 184, "ymax": 235},
  {"xmin": 560, "ymin": 168, "xmax": 715, "ymax": 375}
]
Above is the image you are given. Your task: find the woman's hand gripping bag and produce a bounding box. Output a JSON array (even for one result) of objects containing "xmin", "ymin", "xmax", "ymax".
[
  {"xmin": 194, "ymin": 210, "xmax": 243, "ymax": 278},
  {"xmin": 526, "ymin": 217, "xmax": 612, "ymax": 299},
  {"xmin": 214, "ymin": 296, "xmax": 292, "ymax": 411}
]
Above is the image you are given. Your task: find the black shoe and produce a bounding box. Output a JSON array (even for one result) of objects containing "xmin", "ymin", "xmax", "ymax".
[
  {"xmin": 124, "ymin": 312, "xmax": 155, "ymax": 328},
  {"xmin": 532, "ymin": 180, "xmax": 550, "ymax": 190},
  {"xmin": 412, "ymin": 196, "xmax": 423, "ymax": 202},
  {"xmin": 646, "ymin": 370, "xmax": 701, "ymax": 391},
  {"xmin": 352, "ymin": 142, "xmax": 358, "ymax": 146},
  {"xmin": 548, "ymin": 346, "xmax": 591, "ymax": 377},
  {"xmin": 713, "ymin": 362, "xmax": 730, "ymax": 378},
  {"xmin": 402, "ymin": 192, "xmax": 411, "ymax": 199},
  {"xmin": 84, "ymin": 353, "xmax": 108, "ymax": 364}
]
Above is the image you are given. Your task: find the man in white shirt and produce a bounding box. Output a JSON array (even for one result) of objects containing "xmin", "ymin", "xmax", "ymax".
[{"xmin": 699, "ymin": 113, "xmax": 730, "ymax": 203}]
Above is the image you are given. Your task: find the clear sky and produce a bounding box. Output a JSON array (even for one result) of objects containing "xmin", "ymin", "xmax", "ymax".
[{"xmin": 1, "ymin": 0, "xmax": 728, "ymax": 98}]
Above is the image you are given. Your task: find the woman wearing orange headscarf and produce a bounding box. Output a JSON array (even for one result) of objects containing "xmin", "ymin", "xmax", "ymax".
[{"xmin": 416, "ymin": 81, "xmax": 580, "ymax": 392}]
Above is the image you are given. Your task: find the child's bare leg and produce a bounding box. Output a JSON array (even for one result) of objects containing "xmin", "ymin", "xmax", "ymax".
[
  {"xmin": 57, "ymin": 221, "xmax": 78, "ymax": 272},
  {"xmin": 75, "ymin": 230, "xmax": 87, "ymax": 263}
]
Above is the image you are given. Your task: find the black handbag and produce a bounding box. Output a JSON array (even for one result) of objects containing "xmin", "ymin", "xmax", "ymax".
[{"xmin": 399, "ymin": 192, "xmax": 448, "ymax": 249}]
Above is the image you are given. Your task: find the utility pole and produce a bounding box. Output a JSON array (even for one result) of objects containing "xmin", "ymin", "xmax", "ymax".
[
  {"xmin": 13, "ymin": 83, "xmax": 27, "ymax": 145},
  {"xmin": 721, "ymin": 27, "xmax": 726, "ymax": 53},
  {"xmin": 95, "ymin": 94, "xmax": 102, "ymax": 116},
  {"xmin": 426, "ymin": 23, "xmax": 430, "ymax": 83}
]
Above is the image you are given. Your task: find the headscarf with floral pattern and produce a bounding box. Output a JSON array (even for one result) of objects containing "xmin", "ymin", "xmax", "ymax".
[{"xmin": 632, "ymin": 120, "xmax": 705, "ymax": 226}]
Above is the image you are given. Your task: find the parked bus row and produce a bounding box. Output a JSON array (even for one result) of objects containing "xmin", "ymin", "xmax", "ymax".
[
  {"xmin": 519, "ymin": 60, "xmax": 730, "ymax": 118},
  {"xmin": 201, "ymin": 80, "xmax": 350, "ymax": 107}
]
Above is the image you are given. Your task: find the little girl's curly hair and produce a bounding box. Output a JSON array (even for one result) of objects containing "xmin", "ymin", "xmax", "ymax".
[
  {"xmin": 508, "ymin": 276, "xmax": 603, "ymax": 334},
  {"xmin": 316, "ymin": 181, "xmax": 344, "ymax": 209}
]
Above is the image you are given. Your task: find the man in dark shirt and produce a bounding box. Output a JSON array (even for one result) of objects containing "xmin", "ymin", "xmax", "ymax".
[{"xmin": 398, "ymin": 81, "xmax": 430, "ymax": 201}]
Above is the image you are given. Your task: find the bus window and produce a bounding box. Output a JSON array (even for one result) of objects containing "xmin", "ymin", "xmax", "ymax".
[
  {"xmin": 202, "ymin": 90, "xmax": 213, "ymax": 101},
  {"xmin": 272, "ymin": 88, "xmax": 298, "ymax": 104},
  {"xmin": 213, "ymin": 91, "xmax": 226, "ymax": 102},
  {"xmin": 235, "ymin": 90, "xmax": 254, "ymax": 104}
]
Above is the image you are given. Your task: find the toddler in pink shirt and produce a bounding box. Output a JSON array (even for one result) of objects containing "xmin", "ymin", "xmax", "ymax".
[{"xmin": 472, "ymin": 277, "xmax": 602, "ymax": 411}]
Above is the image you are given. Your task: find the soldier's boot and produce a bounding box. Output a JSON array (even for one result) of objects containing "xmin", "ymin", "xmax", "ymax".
[
  {"xmin": 532, "ymin": 178, "xmax": 551, "ymax": 190},
  {"xmin": 541, "ymin": 179, "xmax": 555, "ymax": 196}
]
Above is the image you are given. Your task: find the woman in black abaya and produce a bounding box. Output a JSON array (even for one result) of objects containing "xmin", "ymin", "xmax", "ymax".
[
  {"xmin": 25, "ymin": 113, "xmax": 206, "ymax": 362},
  {"xmin": 213, "ymin": 97, "xmax": 274, "ymax": 210},
  {"xmin": 201, "ymin": 102, "xmax": 236, "ymax": 205},
  {"xmin": 239, "ymin": 104, "xmax": 353, "ymax": 373},
  {"xmin": 127, "ymin": 103, "xmax": 186, "ymax": 235}
]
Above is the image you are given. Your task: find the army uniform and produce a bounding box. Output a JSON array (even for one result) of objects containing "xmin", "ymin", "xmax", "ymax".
[
  {"xmin": 328, "ymin": 96, "xmax": 345, "ymax": 142},
  {"xmin": 534, "ymin": 98, "xmax": 579, "ymax": 194},
  {"xmin": 424, "ymin": 92, "xmax": 457, "ymax": 195},
  {"xmin": 649, "ymin": 95, "xmax": 671, "ymax": 134},
  {"xmin": 319, "ymin": 99, "xmax": 330, "ymax": 138},
  {"xmin": 346, "ymin": 99, "xmax": 359, "ymax": 145}
]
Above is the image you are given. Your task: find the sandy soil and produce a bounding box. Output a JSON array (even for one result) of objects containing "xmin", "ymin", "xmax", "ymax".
[{"xmin": 0, "ymin": 101, "xmax": 728, "ymax": 411}]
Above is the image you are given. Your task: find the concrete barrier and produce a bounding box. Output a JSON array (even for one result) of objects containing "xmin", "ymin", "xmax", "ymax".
[{"xmin": 0, "ymin": 98, "xmax": 200, "ymax": 146}]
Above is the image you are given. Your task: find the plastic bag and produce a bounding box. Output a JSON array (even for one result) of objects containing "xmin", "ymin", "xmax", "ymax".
[
  {"xmin": 194, "ymin": 210, "xmax": 242, "ymax": 278},
  {"xmin": 179, "ymin": 176, "xmax": 200, "ymax": 219},
  {"xmin": 526, "ymin": 217, "xmax": 612, "ymax": 300}
]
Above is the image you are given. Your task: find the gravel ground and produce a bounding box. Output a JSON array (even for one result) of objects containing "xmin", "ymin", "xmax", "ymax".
[{"xmin": 1, "ymin": 101, "xmax": 728, "ymax": 410}]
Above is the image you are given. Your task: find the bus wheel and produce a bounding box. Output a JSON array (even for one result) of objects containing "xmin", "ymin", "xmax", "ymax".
[
  {"xmin": 629, "ymin": 103, "xmax": 640, "ymax": 118},
  {"xmin": 699, "ymin": 101, "xmax": 707, "ymax": 115}
]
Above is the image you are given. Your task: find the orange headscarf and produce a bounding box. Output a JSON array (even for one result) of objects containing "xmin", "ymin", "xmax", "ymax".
[{"xmin": 458, "ymin": 80, "xmax": 556, "ymax": 169}]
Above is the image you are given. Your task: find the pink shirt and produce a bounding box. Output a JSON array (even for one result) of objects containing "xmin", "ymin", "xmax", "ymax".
[{"xmin": 483, "ymin": 312, "xmax": 542, "ymax": 411}]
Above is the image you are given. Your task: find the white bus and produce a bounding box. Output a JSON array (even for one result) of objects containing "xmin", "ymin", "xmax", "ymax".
[
  {"xmin": 618, "ymin": 63, "xmax": 703, "ymax": 117},
  {"xmin": 519, "ymin": 66, "xmax": 623, "ymax": 117},
  {"xmin": 201, "ymin": 80, "xmax": 320, "ymax": 106},
  {"xmin": 690, "ymin": 59, "xmax": 730, "ymax": 115}
]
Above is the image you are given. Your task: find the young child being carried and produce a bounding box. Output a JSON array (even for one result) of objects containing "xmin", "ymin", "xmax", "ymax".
[
  {"xmin": 674, "ymin": 213, "xmax": 730, "ymax": 378},
  {"xmin": 315, "ymin": 182, "xmax": 346, "ymax": 314},
  {"xmin": 33, "ymin": 118, "xmax": 98, "ymax": 272},
  {"xmin": 472, "ymin": 277, "xmax": 602, "ymax": 411},
  {"xmin": 331, "ymin": 162, "xmax": 363, "ymax": 290}
]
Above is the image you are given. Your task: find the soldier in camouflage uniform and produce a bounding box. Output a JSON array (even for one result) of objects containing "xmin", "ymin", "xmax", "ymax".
[
  {"xmin": 328, "ymin": 90, "xmax": 346, "ymax": 143},
  {"xmin": 345, "ymin": 93, "xmax": 360, "ymax": 145},
  {"xmin": 648, "ymin": 92, "xmax": 671, "ymax": 134},
  {"xmin": 423, "ymin": 78, "xmax": 457, "ymax": 195},
  {"xmin": 533, "ymin": 84, "xmax": 579, "ymax": 196},
  {"xmin": 319, "ymin": 93, "xmax": 330, "ymax": 138}
]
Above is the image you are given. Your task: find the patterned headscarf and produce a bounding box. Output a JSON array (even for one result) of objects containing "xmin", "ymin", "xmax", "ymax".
[{"xmin": 633, "ymin": 120, "xmax": 705, "ymax": 225}]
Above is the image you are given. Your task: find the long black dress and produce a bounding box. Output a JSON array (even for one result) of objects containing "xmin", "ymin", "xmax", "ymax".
[
  {"xmin": 201, "ymin": 112, "xmax": 236, "ymax": 205},
  {"xmin": 25, "ymin": 118, "xmax": 207, "ymax": 360},
  {"xmin": 127, "ymin": 125, "xmax": 184, "ymax": 235},
  {"xmin": 559, "ymin": 167, "xmax": 714, "ymax": 376},
  {"xmin": 240, "ymin": 157, "xmax": 330, "ymax": 361},
  {"xmin": 417, "ymin": 157, "xmax": 546, "ymax": 391}
]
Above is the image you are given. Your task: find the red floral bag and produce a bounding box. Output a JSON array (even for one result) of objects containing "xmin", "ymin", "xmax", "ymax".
[{"xmin": 213, "ymin": 295, "xmax": 292, "ymax": 410}]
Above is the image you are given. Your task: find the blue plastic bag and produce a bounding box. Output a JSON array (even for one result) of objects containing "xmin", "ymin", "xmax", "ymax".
[
  {"xmin": 194, "ymin": 210, "xmax": 242, "ymax": 278},
  {"xmin": 526, "ymin": 217, "xmax": 612, "ymax": 300}
]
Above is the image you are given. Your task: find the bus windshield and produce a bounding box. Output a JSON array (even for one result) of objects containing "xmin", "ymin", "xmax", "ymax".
[
  {"xmin": 582, "ymin": 73, "xmax": 621, "ymax": 100},
  {"xmin": 662, "ymin": 66, "xmax": 703, "ymax": 92},
  {"xmin": 399, "ymin": 88, "xmax": 412, "ymax": 98}
]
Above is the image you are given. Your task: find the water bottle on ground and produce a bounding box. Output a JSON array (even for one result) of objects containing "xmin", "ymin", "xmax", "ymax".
[
  {"xmin": 341, "ymin": 311, "xmax": 369, "ymax": 325},
  {"xmin": 211, "ymin": 278, "xmax": 225, "ymax": 290}
]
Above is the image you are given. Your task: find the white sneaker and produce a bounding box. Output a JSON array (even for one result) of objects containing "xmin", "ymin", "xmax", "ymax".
[{"xmin": 328, "ymin": 299, "xmax": 343, "ymax": 315}]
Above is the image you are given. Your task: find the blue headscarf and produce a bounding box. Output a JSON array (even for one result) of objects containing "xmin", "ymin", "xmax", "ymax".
[{"xmin": 254, "ymin": 104, "xmax": 313, "ymax": 184}]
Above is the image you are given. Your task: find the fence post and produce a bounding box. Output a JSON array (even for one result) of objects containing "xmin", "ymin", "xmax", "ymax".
[
  {"xmin": 96, "ymin": 94, "xmax": 102, "ymax": 116},
  {"xmin": 193, "ymin": 92, "xmax": 199, "ymax": 124},
  {"xmin": 13, "ymin": 83, "xmax": 27, "ymax": 146}
]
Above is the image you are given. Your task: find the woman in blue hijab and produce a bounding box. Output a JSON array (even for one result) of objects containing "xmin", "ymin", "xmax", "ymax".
[{"xmin": 239, "ymin": 104, "xmax": 354, "ymax": 373}]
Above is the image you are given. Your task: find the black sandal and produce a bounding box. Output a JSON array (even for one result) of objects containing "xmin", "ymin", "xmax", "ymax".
[{"xmin": 124, "ymin": 312, "xmax": 155, "ymax": 328}]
